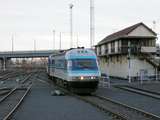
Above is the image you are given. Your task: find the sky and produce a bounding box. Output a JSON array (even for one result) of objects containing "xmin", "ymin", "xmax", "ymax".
[{"xmin": 0, "ymin": 0, "xmax": 160, "ymax": 51}]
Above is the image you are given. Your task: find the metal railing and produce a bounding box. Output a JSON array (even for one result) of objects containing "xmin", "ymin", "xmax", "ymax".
[
  {"xmin": 138, "ymin": 73, "xmax": 160, "ymax": 84},
  {"xmin": 99, "ymin": 75, "xmax": 110, "ymax": 88}
]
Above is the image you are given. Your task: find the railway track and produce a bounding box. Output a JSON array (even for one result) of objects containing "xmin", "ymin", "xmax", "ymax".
[
  {"xmin": 36, "ymin": 74, "xmax": 160, "ymax": 120},
  {"xmin": 76, "ymin": 94, "xmax": 160, "ymax": 120},
  {"xmin": 0, "ymin": 71, "xmax": 14, "ymax": 79},
  {"xmin": 94, "ymin": 95, "xmax": 160, "ymax": 120},
  {"xmin": 0, "ymin": 71, "xmax": 34, "ymax": 89},
  {"xmin": 0, "ymin": 85, "xmax": 31, "ymax": 120},
  {"xmin": 51, "ymin": 84, "xmax": 160, "ymax": 120},
  {"xmin": 116, "ymin": 85, "xmax": 160, "ymax": 100},
  {"xmin": 20, "ymin": 73, "xmax": 33, "ymax": 84},
  {"xmin": 42, "ymin": 78, "xmax": 129, "ymax": 120},
  {"xmin": 0, "ymin": 71, "xmax": 27, "ymax": 82},
  {"xmin": 77, "ymin": 95, "xmax": 128, "ymax": 120},
  {"xmin": 0, "ymin": 88, "xmax": 11, "ymax": 96},
  {"xmin": 0, "ymin": 70, "xmax": 12, "ymax": 76},
  {"xmin": 0, "ymin": 71, "xmax": 34, "ymax": 120}
]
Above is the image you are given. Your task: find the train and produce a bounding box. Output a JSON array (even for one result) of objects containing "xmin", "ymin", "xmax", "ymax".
[{"xmin": 47, "ymin": 48, "xmax": 101, "ymax": 94}]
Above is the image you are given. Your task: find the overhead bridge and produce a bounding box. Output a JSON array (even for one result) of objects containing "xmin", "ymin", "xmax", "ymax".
[
  {"xmin": 0, "ymin": 50, "xmax": 59, "ymax": 58},
  {"xmin": 0, "ymin": 50, "xmax": 60, "ymax": 70}
]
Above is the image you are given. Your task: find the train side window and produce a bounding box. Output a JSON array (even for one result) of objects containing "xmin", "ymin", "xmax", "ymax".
[{"xmin": 55, "ymin": 60, "xmax": 64, "ymax": 69}]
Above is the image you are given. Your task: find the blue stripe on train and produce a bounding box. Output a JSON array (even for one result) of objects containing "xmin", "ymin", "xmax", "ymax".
[{"xmin": 69, "ymin": 70, "xmax": 100, "ymax": 76}]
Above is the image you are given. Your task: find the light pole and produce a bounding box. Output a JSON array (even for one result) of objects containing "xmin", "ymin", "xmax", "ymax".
[
  {"xmin": 59, "ymin": 32, "xmax": 61, "ymax": 50},
  {"xmin": 90, "ymin": 0, "xmax": 95, "ymax": 48},
  {"xmin": 152, "ymin": 20, "xmax": 156, "ymax": 31},
  {"xmin": 77, "ymin": 33, "xmax": 79, "ymax": 47},
  {"xmin": 69, "ymin": 3, "xmax": 74, "ymax": 48},
  {"xmin": 53, "ymin": 30, "xmax": 55, "ymax": 50},
  {"xmin": 34, "ymin": 40, "xmax": 36, "ymax": 51},
  {"xmin": 11, "ymin": 34, "xmax": 14, "ymax": 52}
]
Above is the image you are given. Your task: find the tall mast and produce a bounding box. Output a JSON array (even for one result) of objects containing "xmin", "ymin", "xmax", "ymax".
[
  {"xmin": 69, "ymin": 4, "xmax": 74, "ymax": 48},
  {"xmin": 90, "ymin": 0, "xmax": 95, "ymax": 48}
]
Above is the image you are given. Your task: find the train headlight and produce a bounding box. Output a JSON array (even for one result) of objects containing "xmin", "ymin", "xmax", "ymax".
[
  {"xmin": 91, "ymin": 76, "xmax": 96, "ymax": 79},
  {"xmin": 80, "ymin": 76, "xmax": 84, "ymax": 80}
]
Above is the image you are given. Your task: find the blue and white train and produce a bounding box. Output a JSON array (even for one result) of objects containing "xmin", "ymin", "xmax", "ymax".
[{"xmin": 47, "ymin": 48, "xmax": 101, "ymax": 94}]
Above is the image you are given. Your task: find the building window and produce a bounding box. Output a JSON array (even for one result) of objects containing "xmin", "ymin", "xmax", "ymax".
[
  {"xmin": 118, "ymin": 40, "xmax": 121, "ymax": 52},
  {"xmin": 105, "ymin": 44, "xmax": 108, "ymax": 54},
  {"xmin": 99, "ymin": 47, "xmax": 101, "ymax": 55},
  {"xmin": 111, "ymin": 42, "xmax": 115, "ymax": 53}
]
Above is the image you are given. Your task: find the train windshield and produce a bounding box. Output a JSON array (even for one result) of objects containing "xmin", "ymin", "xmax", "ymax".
[{"xmin": 70, "ymin": 59, "xmax": 98, "ymax": 70}]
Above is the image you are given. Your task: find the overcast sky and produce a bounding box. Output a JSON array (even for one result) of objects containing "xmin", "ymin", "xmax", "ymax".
[{"xmin": 0, "ymin": 0, "xmax": 160, "ymax": 51}]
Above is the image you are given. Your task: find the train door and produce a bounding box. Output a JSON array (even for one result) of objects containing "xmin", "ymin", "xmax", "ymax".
[
  {"xmin": 51, "ymin": 59, "xmax": 55, "ymax": 76},
  {"xmin": 48, "ymin": 58, "xmax": 51, "ymax": 74}
]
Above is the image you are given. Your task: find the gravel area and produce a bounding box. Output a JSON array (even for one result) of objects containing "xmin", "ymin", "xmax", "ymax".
[
  {"xmin": 12, "ymin": 76, "xmax": 111, "ymax": 120},
  {"xmin": 96, "ymin": 87, "xmax": 160, "ymax": 116}
]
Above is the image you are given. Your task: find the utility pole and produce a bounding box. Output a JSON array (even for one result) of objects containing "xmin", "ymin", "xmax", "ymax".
[
  {"xmin": 69, "ymin": 3, "xmax": 74, "ymax": 48},
  {"xmin": 152, "ymin": 20, "xmax": 156, "ymax": 31},
  {"xmin": 11, "ymin": 34, "xmax": 14, "ymax": 52},
  {"xmin": 77, "ymin": 33, "xmax": 79, "ymax": 47},
  {"xmin": 34, "ymin": 40, "xmax": 36, "ymax": 51},
  {"xmin": 59, "ymin": 32, "xmax": 61, "ymax": 50},
  {"xmin": 90, "ymin": 0, "xmax": 95, "ymax": 48},
  {"xmin": 128, "ymin": 40, "xmax": 131, "ymax": 83},
  {"xmin": 53, "ymin": 30, "xmax": 55, "ymax": 50}
]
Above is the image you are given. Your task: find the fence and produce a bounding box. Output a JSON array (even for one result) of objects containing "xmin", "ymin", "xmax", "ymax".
[
  {"xmin": 99, "ymin": 75, "xmax": 110, "ymax": 88},
  {"xmin": 138, "ymin": 73, "xmax": 160, "ymax": 84}
]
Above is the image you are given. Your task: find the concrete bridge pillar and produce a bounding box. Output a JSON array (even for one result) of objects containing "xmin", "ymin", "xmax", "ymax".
[
  {"xmin": 0, "ymin": 58, "xmax": 3, "ymax": 70},
  {"xmin": 2, "ymin": 57, "xmax": 6, "ymax": 71},
  {"xmin": 0, "ymin": 57, "xmax": 11, "ymax": 71}
]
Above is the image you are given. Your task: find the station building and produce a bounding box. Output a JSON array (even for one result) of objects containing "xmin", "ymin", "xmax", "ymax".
[{"xmin": 95, "ymin": 22, "xmax": 159, "ymax": 80}]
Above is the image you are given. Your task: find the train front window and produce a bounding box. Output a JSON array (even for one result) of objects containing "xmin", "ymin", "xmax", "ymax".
[{"xmin": 70, "ymin": 59, "xmax": 98, "ymax": 70}]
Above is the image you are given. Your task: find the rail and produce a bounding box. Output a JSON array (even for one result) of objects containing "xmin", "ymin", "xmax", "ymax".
[
  {"xmin": 95, "ymin": 95, "xmax": 160, "ymax": 120},
  {"xmin": 3, "ymin": 85, "xmax": 32, "ymax": 120},
  {"xmin": 55, "ymin": 86, "xmax": 128, "ymax": 119},
  {"xmin": 115, "ymin": 85, "xmax": 160, "ymax": 100}
]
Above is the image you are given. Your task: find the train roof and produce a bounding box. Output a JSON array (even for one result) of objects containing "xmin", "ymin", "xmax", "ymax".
[{"xmin": 49, "ymin": 48, "xmax": 97, "ymax": 59}]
